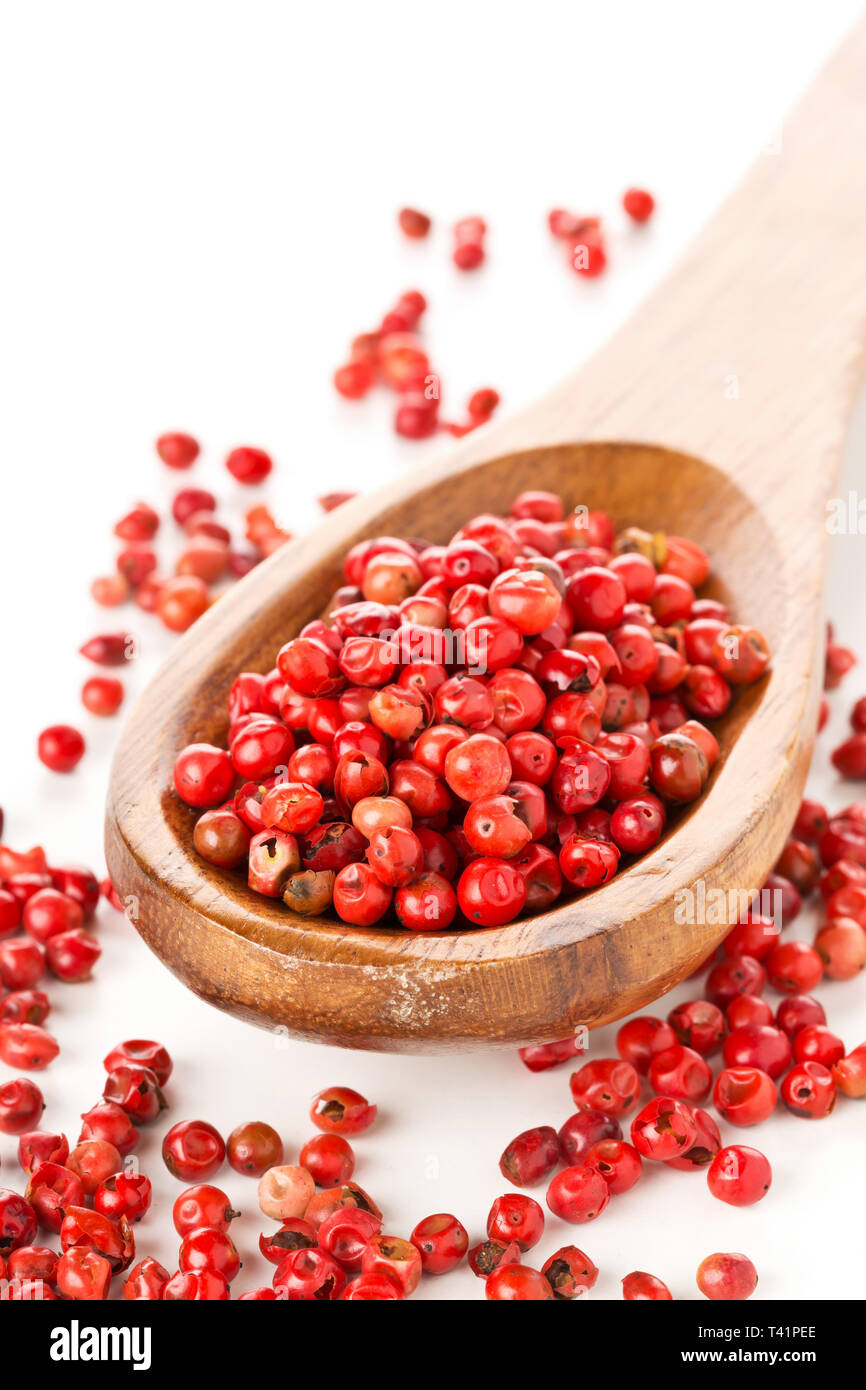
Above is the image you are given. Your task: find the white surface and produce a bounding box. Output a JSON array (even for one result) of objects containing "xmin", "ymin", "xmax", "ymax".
[{"xmin": 0, "ymin": 0, "xmax": 864, "ymax": 1300}]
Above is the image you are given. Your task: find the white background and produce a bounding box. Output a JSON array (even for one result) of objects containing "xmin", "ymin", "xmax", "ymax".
[{"xmin": 1, "ymin": 1, "xmax": 864, "ymax": 1301}]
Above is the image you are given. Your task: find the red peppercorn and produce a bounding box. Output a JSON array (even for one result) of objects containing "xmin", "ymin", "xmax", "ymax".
[
  {"xmin": 25, "ymin": 1162, "xmax": 84, "ymax": 1231},
  {"xmin": 585, "ymin": 1138, "xmax": 642, "ymax": 1194},
  {"xmin": 630, "ymin": 1097, "xmax": 697, "ymax": 1161},
  {"xmin": 0, "ymin": 990, "xmax": 51, "ymax": 1026},
  {"xmin": 665, "ymin": 1106, "xmax": 722, "ymax": 1170},
  {"xmin": 156, "ymin": 432, "xmax": 200, "ymax": 469},
  {"xmin": 713, "ymin": 1067, "xmax": 777, "ymax": 1126},
  {"xmin": 649, "ymin": 732, "xmax": 707, "ymax": 802},
  {"xmin": 546, "ymin": 1165, "xmax": 610, "ymax": 1224},
  {"xmin": 114, "ymin": 501, "xmax": 160, "ymax": 542},
  {"xmin": 622, "ymin": 1270, "xmax": 672, "ymax": 1300},
  {"xmin": 226, "ymin": 1121, "xmax": 284, "ymax": 1177},
  {"xmin": 17, "ymin": 1129, "xmax": 68, "ymax": 1173},
  {"xmin": 571, "ymin": 233, "xmax": 607, "ymax": 278},
  {"xmin": 814, "ymin": 916, "xmax": 866, "ymax": 979},
  {"xmin": 570, "ymin": 1058, "xmax": 640, "ymax": 1117},
  {"xmin": 820, "ymin": 856, "xmax": 866, "ymax": 896},
  {"xmin": 519, "ymin": 1035, "xmax": 585, "ymax": 1074},
  {"xmin": 0, "ymin": 1078, "xmax": 45, "ymax": 1135},
  {"xmin": 193, "ymin": 807, "xmax": 251, "ymax": 868},
  {"xmin": 408, "ymin": 1213, "xmax": 468, "ymax": 1275},
  {"xmin": 103, "ymin": 1039, "xmax": 173, "ymax": 1087},
  {"xmin": 649, "ymin": 1044, "xmax": 712, "ymax": 1102},
  {"xmin": 162, "ymin": 1120, "xmax": 226, "ymax": 1181},
  {"xmin": 157, "ymin": 575, "xmax": 210, "ymax": 632},
  {"xmin": 557, "ymin": 1110, "xmax": 621, "ymax": 1167},
  {"xmin": 707, "ymin": 1145, "xmax": 772, "ymax": 1206},
  {"xmin": 173, "ymin": 1184, "xmax": 239, "ymax": 1237},
  {"xmin": 775, "ymin": 838, "xmax": 820, "ymax": 895},
  {"xmin": 499, "ymin": 1126, "xmax": 560, "ymax": 1187},
  {"xmin": 826, "ymin": 644, "xmax": 857, "ymax": 688},
  {"xmin": 79, "ymin": 632, "xmax": 134, "ymax": 666},
  {"xmin": 259, "ymin": 1166, "xmax": 318, "ymax": 1223},
  {"xmin": 64, "ymin": 1147, "xmax": 122, "ymax": 1208},
  {"xmin": 316, "ymin": 1208, "xmax": 381, "ymax": 1271},
  {"xmin": 341, "ymin": 1273, "xmax": 402, "ymax": 1300},
  {"xmin": 766, "ymin": 940, "xmax": 824, "ymax": 993},
  {"xmin": 468, "ymin": 387, "xmax": 500, "ymax": 421},
  {"xmin": 299, "ymin": 1133, "xmax": 354, "ymax": 1187},
  {"xmin": 225, "ymin": 445, "xmax": 273, "ymax": 485},
  {"xmin": 78, "ymin": 1105, "xmax": 138, "ymax": 1158},
  {"xmin": 820, "ymin": 816, "xmax": 866, "ymax": 870},
  {"xmin": 124, "ymin": 1257, "xmax": 170, "ymax": 1300},
  {"xmin": 175, "ymin": 743, "xmax": 235, "ymax": 809},
  {"xmin": 723, "ymin": 912, "xmax": 781, "ymax": 961},
  {"xmin": 781, "ymin": 1061, "xmax": 836, "ymax": 1118},
  {"xmin": 398, "ymin": 207, "xmax": 431, "ymax": 238},
  {"xmin": 23, "ymin": 888, "xmax": 83, "ymax": 944},
  {"xmin": 395, "ymin": 392, "xmax": 439, "ymax": 439},
  {"xmin": 486, "ymin": 1264, "xmax": 552, "ymax": 1300},
  {"xmin": 560, "ymin": 834, "xmax": 620, "ymax": 888},
  {"xmin": 541, "ymin": 1245, "xmax": 598, "ymax": 1299},
  {"xmin": 547, "ymin": 210, "xmax": 593, "ymax": 241},
  {"xmin": 722, "ymin": 1025, "xmax": 792, "ymax": 1079},
  {"xmin": 793, "ymin": 798, "xmax": 830, "ymax": 842},
  {"xmin": 272, "ymin": 1246, "xmax": 347, "ymax": 1300},
  {"xmin": 486, "ymin": 1193, "xmax": 545, "ymax": 1251},
  {"xmin": 103, "ymin": 1066, "xmax": 166, "ymax": 1123},
  {"xmin": 697, "ymin": 1252, "xmax": 757, "ymax": 1301},
  {"xmin": 0, "ymin": 939, "xmax": 45, "ymax": 991},
  {"xmin": 466, "ymin": 1238, "xmax": 520, "ymax": 1279},
  {"xmin": 90, "ymin": 574, "xmax": 131, "ymax": 606},
  {"xmin": 0, "ymin": 1022, "xmax": 59, "ymax": 1071},
  {"xmin": 259, "ymin": 1217, "xmax": 316, "ymax": 1265},
  {"xmin": 81, "ymin": 676, "xmax": 124, "ymax": 717},
  {"xmin": 359, "ymin": 1236, "xmax": 421, "ymax": 1296},
  {"xmin": 94, "ymin": 1171, "xmax": 152, "ymax": 1223},
  {"xmin": 0, "ymin": 1189, "xmax": 38, "ymax": 1256},
  {"xmin": 172, "ymin": 486, "xmax": 216, "ymax": 526},
  {"xmin": 310, "ymin": 1086, "xmax": 376, "ymax": 1136},
  {"xmin": 457, "ymin": 856, "xmax": 526, "ymax": 926},
  {"xmin": 833, "ymin": 1044, "xmax": 866, "ymax": 1097},
  {"xmin": 622, "ymin": 187, "xmax": 655, "ymax": 222},
  {"xmin": 7, "ymin": 1245, "xmax": 59, "ymax": 1285},
  {"xmin": 826, "ymin": 883, "xmax": 866, "ymax": 923},
  {"xmin": 179, "ymin": 1226, "xmax": 241, "ymax": 1283},
  {"xmin": 60, "ymin": 1205, "xmax": 134, "ymax": 1273},
  {"xmin": 37, "ymin": 725, "xmax": 85, "ymax": 773},
  {"xmin": 705, "ymin": 954, "xmax": 766, "ymax": 1008},
  {"xmin": 164, "ymin": 1268, "xmax": 230, "ymax": 1300},
  {"xmin": 333, "ymin": 861, "xmax": 392, "ymax": 923},
  {"xmin": 775, "ymin": 993, "xmax": 826, "ymax": 1040},
  {"xmin": 45, "ymin": 928, "xmax": 101, "ymax": 982},
  {"xmin": 616, "ymin": 1016, "xmax": 678, "ymax": 1074},
  {"xmin": 667, "ymin": 1000, "xmax": 726, "ymax": 1056},
  {"xmin": 0, "ymin": 889, "xmax": 22, "ymax": 940},
  {"xmin": 334, "ymin": 361, "xmax": 374, "ymax": 399}
]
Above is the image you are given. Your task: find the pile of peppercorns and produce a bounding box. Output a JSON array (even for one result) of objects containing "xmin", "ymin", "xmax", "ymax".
[
  {"xmin": 175, "ymin": 490, "xmax": 770, "ymax": 930},
  {"xmin": 1, "ymin": 776, "xmax": 865, "ymax": 1297},
  {"xmin": 34, "ymin": 434, "xmax": 304, "ymax": 777},
  {"xmin": 332, "ymin": 191, "xmax": 656, "ymax": 440}
]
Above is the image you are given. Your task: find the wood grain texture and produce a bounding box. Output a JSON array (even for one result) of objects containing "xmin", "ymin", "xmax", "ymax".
[{"xmin": 106, "ymin": 22, "xmax": 866, "ymax": 1051}]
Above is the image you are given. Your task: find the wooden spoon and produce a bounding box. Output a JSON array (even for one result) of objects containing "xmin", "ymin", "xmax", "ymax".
[{"xmin": 106, "ymin": 25, "xmax": 866, "ymax": 1052}]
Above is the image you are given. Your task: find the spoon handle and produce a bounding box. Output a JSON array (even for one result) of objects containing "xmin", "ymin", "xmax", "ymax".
[{"xmin": 463, "ymin": 18, "xmax": 866, "ymax": 517}]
